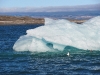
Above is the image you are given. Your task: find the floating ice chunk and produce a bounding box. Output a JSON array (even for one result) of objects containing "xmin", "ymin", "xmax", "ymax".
[{"xmin": 13, "ymin": 16, "xmax": 100, "ymax": 52}]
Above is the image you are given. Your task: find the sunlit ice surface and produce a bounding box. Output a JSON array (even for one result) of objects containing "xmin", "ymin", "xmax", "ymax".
[{"xmin": 13, "ymin": 16, "xmax": 100, "ymax": 52}]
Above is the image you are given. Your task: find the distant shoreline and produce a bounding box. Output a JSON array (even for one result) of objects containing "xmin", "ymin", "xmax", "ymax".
[{"xmin": 0, "ymin": 15, "xmax": 86, "ymax": 25}]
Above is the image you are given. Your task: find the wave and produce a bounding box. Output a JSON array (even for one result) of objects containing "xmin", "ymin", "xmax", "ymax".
[{"xmin": 13, "ymin": 16, "xmax": 100, "ymax": 52}]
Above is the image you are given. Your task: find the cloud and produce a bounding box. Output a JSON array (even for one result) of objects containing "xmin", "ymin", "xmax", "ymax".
[{"xmin": 0, "ymin": 4, "xmax": 100, "ymax": 12}]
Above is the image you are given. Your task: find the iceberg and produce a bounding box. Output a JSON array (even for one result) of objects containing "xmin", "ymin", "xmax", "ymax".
[{"xmin": 13, "ymin": 16, "xmax": 100, "ymax": 52}]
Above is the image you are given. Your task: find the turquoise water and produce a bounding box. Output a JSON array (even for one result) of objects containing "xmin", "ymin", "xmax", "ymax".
[{"xmin": 0, "ymin": 25, "xmax": 100, "ymax": 75}]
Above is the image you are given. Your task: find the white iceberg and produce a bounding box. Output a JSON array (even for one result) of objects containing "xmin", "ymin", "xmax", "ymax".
[{"xmin": 13, "ymin": 16, "xmax": 100, "ymax": 52}]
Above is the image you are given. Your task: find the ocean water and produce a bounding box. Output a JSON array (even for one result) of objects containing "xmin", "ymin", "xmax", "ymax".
[
  {"xmin": 0, "ymin": 11, "xmax": 100, "ymax": 19},
  {"xmin": 0, "ymin": 20, "xmax": 100, "ymax": 74}
]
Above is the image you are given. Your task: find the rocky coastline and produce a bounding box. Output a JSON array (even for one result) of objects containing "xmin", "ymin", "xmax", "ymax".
[{"xmin": 0, "ymin": 16, "xmax": 86, "ymax": 25}]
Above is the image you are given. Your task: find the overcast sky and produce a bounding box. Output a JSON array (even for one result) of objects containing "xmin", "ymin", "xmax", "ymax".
[{"xmin": 0, "ymin": 0, "xmax": 100, "ymax": 8}]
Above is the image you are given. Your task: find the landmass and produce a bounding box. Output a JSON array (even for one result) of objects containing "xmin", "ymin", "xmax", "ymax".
[
  {"xmin": 0, "ymin": 16, "xmax": 86, "ymax": 25},
  {"xmin": 69, "ymin": 19, "xmax": 86, "ymax": 24},
  {"xmin": 0, "ymin": 16, "xmax": 44, "ymax": 25}
]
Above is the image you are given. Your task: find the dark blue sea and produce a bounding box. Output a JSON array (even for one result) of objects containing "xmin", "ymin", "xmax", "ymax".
[
  {"xmin": 0, "ymin": 11, "xmax": 100, "ymax": 19},
  {"xmin": 0, "ymin": 24, "xmax": 100, "ymax": 75}
]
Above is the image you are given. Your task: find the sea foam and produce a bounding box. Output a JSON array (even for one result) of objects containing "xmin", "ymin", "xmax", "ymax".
[{"xmin": 13, "ymin": 16, "xmax": 100, "ymax": 52}]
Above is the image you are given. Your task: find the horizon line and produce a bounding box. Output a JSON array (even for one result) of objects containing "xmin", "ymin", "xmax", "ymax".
[{"xmin": 0, "ymin": 3, "xmax": 100, "ymax": 12}]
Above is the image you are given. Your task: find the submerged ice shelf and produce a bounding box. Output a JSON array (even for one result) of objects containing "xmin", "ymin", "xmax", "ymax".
[{"xmin": 13, "ymin": 16, "xmax": 100, "ymax": 52}]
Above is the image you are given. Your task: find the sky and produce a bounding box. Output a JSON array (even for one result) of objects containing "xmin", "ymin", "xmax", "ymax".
[{"xmin": 0, "ymin": 0, "xmax": 100, "ymax": 8}]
